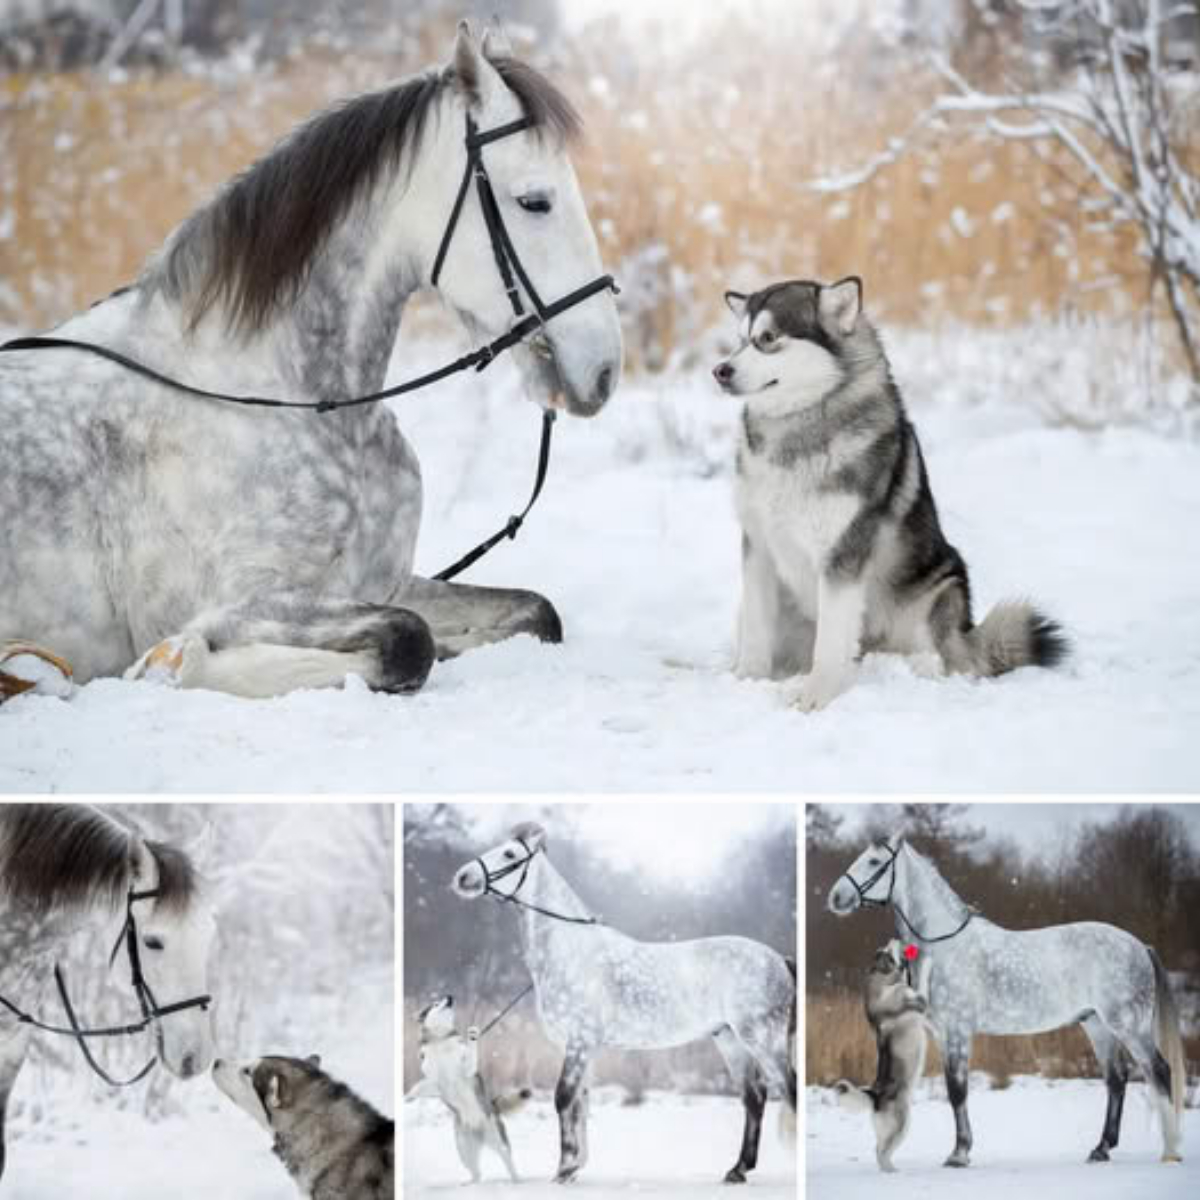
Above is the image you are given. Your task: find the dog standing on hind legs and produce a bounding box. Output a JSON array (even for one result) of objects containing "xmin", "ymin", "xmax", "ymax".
[
  {"xmin": 835, "ymin": 940, "xmax": 933, "ymax": 1173},
  {"xmin": 713, "ymin": 276, "xmax": 1068, "ymax": 711}
]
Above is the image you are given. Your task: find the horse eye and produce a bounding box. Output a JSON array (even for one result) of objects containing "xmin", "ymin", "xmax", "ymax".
[
  {"xmin": 517, "ymin": 194, "xmax": 552, "ymax": 215},
  {"xmin": 504, "ymin": 849, "xmax": 517, "ymax": 860},
  {"xmin": 143, "ymin": 935, "xmax": 165, "ymax": 951}
]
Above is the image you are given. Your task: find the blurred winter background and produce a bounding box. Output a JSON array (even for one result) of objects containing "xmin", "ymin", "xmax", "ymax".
[
  {"xmin": 403, "ymin": 801, "xmax": 796, "ymax": 1192},
  {"xmin": 3, "ymin": 802, "xmax": 394, "ymax": 1199},
  {"xmin": 2, "ymin": 1, "xmax": 1199, "ymax": 793},
  {"xmin": 806, "ymin": 802, "xmax": 1200, "ymax": 1192}
]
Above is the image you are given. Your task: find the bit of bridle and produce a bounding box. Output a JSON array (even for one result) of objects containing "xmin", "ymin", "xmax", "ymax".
[
  {"xmin": 473, "ymin": 837, "xmax": 599, "ymax": 926},
  {"xmin": 0, "ymin": 887, "xmax": 212, "ymax": 1087},
  {"xmin": 838, "ymin": 841, "xmax": 975, "ymax": 945},
  {"xmin": 0, "ymin": 112, "xmax": 619, "ymax": 584}
]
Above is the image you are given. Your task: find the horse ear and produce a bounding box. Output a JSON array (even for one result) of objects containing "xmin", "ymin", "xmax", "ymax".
[
  {"xmin": 184, "ymin": 820, "xmax": 216, "ymax": 873},
  {"xmin": 305, "ymin": 1054, "xmax": 322, "ymax": 1068},
  {"xmin": 452, "ymin": 19, "xmax": 506, "ymax": 114},
  {"xmin": 887, "ymin": 833, "xmax": 904, "ymax": 851},
  {"xmin": 482, "ymin": 23, "xmax": 514, "ymax": 59}
]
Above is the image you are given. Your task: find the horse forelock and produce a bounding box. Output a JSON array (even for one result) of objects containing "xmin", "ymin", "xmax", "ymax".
[
  {"xmin": 144, "ymin": 839, "xmax": 199, "ymax": 914},
  {"xmin": 153, "ymin": 53, "xmax": 581, "ymax": 338}
]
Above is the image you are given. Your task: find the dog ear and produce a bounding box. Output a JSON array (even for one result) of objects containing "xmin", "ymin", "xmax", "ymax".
[
  {"xmin": 724, "ymin": 291, "xmax": 749, "ymax": 320},
  {"xmin": 819, "ymin": 276, "xmax": 862, "ymax": 335},
  {"xmin": 305, "ymin": 1054, "xmax": 322, "ymax": 1068}
]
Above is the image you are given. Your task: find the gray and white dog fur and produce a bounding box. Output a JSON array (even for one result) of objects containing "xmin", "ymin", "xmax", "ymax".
[
  {"xmin": 213, "ymin": 1054, "xmax": 393, "ymax": 1200},
  {"xmin": 714, "ymin": 277, "xmax": 1067, "ymax": 712},
  {"xmin": 405, "ymin": 995, "xmax": 529, "ymax": 1183},
  {"xmin": 834, "ymin": 939, "xmax": 933, "ymax": 1173}
]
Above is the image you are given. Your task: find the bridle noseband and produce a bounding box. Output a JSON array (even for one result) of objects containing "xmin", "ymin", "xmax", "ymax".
[
  {"xmin": 0, "ymin": 111, "xmax": 620, "ymax": 585},
  {"xmin": 0, "ymin": 887, "xmax": 212, "ymax": 1087},
  {"xmin": 838, "ymin": 842, "xmax": 975, "ymax": 945},
  {"xmin": 473, "ymin": 838, "xmax": 599, "ymax": 926}
]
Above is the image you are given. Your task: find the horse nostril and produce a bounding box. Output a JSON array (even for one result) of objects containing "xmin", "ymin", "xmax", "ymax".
[
  {"xmin": 181, "ymin": 1053, "xmax": 196, "ymax": 1078},
  {"xmin": 594, "ymin": 364, "xmax": 614, "ymax": 403}
]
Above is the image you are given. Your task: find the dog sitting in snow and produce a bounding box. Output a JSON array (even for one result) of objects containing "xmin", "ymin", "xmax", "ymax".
[
  {"xmin": 834, "ymin": 939, "xmax": 932, "ymax": 1172},
  {"xmin": 713, "ymin": 277, "xmax": 1067, "ymax": 711},
  {"xmin": 405, "ymin": 995, "xmax": 530, "ymax": 1183}
]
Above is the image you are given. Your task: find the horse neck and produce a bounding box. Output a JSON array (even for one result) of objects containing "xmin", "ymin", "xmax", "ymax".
[
  {"xmin": 894, "ymin": 844, "xmax": 969, "ymax": 946},
  {"xmin": 518, "ymin": 855, "xmax": 593, "ymax": 954}
]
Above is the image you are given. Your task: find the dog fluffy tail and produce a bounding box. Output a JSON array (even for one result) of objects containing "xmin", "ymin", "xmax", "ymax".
[
  {"xmin": 833, "ymin": 1080, "xmax": 875, "ymax": 1114},
  {"xmin": 955, "ymin": 600, "xmax": 1068, "ymax": 677},
  {"xmin": 493, "ymin": 1087, "xmax": 533, "ymax": 1116}
]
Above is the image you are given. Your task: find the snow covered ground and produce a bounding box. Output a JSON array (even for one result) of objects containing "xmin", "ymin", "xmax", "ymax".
[
  {"xmin": 404, "ymin": 1088, "xmax": 797, "ymax": 1197},
  {"xmin": 2, "ymin": 970, "xmax": 392, "ymax": 1200},
  {"xmin": 2, "ymin": 330, "xmax": 1199, "ymax": 791},
  {"xmin": 807, "ymin": 1076, "xmax": 1198, "ymax": 1199}
]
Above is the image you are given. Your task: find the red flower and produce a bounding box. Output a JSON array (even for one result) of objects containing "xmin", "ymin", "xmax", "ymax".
[{"xmin": 903, "ymin": 944, "xmax": 919, "ymax": 961}]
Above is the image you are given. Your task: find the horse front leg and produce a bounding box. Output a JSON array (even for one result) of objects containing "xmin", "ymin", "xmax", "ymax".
[
  {"xmin": 942, "ymin": 1032, "xmax": 973, "ymax": 1168},
  {"xmin": 399, "ymin": 576, "xmax": 561, "ymax": 659},
  {"xmin": 553, "ymin": 1042, "xmax": 592, "ymax": 1184},
  {"xmin": 125, "ymin": 594, "xmax": 435, "ymax": 698}
]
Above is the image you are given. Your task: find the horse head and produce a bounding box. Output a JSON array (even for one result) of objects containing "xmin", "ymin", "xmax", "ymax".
[
  {"xmin": 452, "ymin": 821, "xmax": 547, "ymax": 900},
  {"xmin": 827, "ymin": 834, "xmax": 903, "ymax": 916},
  {"xmin": 431, "ymin": 24, "xmax": 623, "ymax": 418}
]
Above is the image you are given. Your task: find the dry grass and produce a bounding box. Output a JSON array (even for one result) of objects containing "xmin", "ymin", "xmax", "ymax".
[{"xmin": 0, "ymin": 23, "xmax": 1161, "ymax": 358}]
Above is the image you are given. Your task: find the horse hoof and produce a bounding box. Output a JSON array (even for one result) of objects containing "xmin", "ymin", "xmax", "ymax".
[
  {"xmin": 553, "ymin": 1168, "xmax": 580, "ymax": 1184},
  {"xmin": 1161, "ymin": 1153, "xmax": 1183, "ymax": 1164},
  {"xmin": 1088, "ymin": 1147, "xmax": 1111, "ymax": 1163},
  {"xmin": 0, "ymin": 641, "xmax": 74, "ymax": 701},
  {"xmin": 943, "ymin": 1154, "xmax": 970, "ymax": 1168},
  {"xmin": 724, "ymin": 1167, "xmax": 748, "ymax": 1184}
]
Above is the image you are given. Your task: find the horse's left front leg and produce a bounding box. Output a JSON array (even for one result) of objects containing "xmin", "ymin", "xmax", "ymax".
[
  {"xmin": 399, "ymin": 576, "xmax": 562, "ymax": 659},
  {"xmin": 126, "ymin": 594, "xmax": 435, "ymax": 698},
  {"xmin": 942, "ymin": 1031, "xmax": 974, "ymax": 1168},
  {"xmin": 553, "ymin": 1041, "xmax": 592, "ymax": 1184}
]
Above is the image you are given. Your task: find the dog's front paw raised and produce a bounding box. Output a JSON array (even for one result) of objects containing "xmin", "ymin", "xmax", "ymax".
[{"xmin": 125, "ymin": 633, "xmax": 209, "ymax": 688}]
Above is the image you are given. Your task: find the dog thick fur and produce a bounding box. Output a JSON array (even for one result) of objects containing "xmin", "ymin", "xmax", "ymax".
[
  {"xmin": 406, "ymin": 995, "xmax": 529, "ymax": 1183},
  {"xmin": 714, "ymin": 277, "xmax": 1068, "ymax": 711},
  {"xmin": 834, "ymin": 941, "xmax": 932, "ymax": 1172},
  {"xmin": 213, "ymin": 1054, "xmax": 393, "ymax": 1199}
]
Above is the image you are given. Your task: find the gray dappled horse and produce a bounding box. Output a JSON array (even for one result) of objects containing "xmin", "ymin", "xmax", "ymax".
[
  {"xmin": 454, "ymin": 823, "xmax": 797, "ymax": 1184},
  {"xmin": 828, "ymin": 834, "xmax": 1186, "ymax": 1167},
  {"xmin": 0, "ymin": 24, "xmax": 621, "ymax": 699},
  {"xmin": 0, "ymin": 804, "xmax": 216, "ymax": 1180}
]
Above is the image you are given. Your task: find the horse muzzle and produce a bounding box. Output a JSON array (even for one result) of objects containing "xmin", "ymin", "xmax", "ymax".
[
  {"xmin": 826, "ymin": 880, "xmax": 861, "ymax": 916},
  {"xmin": 452, "ymin": 862, "xmax": 486, "ymax": 898}
]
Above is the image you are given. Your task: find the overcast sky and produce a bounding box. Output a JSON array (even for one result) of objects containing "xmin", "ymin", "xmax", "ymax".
[{"xmin": 819, "ymin": 801, "xmax": 1200, "ymax": 860}]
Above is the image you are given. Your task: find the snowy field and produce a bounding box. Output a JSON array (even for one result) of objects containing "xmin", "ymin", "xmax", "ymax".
[
  {"xmin": 3, "ymin": 970, "xmax": 392, "ymax": 1200},
  {"xmin": 2, "ymin": 330, "xmax": 1199, "ymax": 792},
  {"xmin": 807, "ymin": 1076, "xmax": 1198, "ymax": 1199},
  {"xmin": 404, "ymin": 1088, "xmax": 797, "ymax": 1197}
]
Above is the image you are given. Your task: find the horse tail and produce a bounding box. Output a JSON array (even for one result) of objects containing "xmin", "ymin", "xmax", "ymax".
[{"xmin": 1148, "ymin": 946, "xmax": 1186, "ymax": 1120}]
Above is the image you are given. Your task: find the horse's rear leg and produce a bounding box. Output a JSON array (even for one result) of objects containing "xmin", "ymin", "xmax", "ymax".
[
  {"xmin": 399, "ymin": 576, "xmax": 561, "ymax": 659},
  {"xmin": 1107, "ymin": 1022, "xmax": 1183, "ymax": 1162},
  {"xmin": 553, "ymin": 1042, "xmax": 591, "ymax": 1184},
  {"xmin": 1082, "ymin": 1016, "xmax": 1130, "ymax": 1162},
  {"xmin": 713, "ymin": 1026, "xmax": 768, "ymax": 1184},
  {"xmin": 125, "ymin": 595, "xmax": 434, "ymax": 698}
]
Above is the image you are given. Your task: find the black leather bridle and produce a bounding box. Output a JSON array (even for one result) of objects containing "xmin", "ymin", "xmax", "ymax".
[
  {"xmin": 0, "ymin": 887, "xmax": 212, "ymax": 1087},
  {"xmin": 0, "ymin": 112, "xmax": 620, "ymax": 584},
  {"xmin": 473, "ymin": 837, "xmax": 599, "ymax": 926},
  {"xmin": 838, "ymin": 841, "xmax": 975, "ymax": 945}
]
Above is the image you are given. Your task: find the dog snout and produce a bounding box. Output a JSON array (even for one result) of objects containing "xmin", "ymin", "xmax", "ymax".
[{"xmin": 713, "ymin": 360, "xmax": 735, "ymax": 386}]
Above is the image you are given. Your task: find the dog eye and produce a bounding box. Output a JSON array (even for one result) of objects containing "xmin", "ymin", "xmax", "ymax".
[
  {"xmin": 143, "ymin": 935, "xmax": 165, "ymax": 951},
  {"xmin": 517, "ymin": 193, "xmax": 552, "ymax": 215}
]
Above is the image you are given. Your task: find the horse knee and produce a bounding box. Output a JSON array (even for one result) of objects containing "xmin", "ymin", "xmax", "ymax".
[{"xmin": 369, "ymin": 610, "xmax": 435, "ymax": 693}]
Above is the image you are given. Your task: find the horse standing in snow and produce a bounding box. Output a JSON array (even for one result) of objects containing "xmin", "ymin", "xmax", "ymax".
[
  {"xmin": 828, "ymin": 834, "xmax": 1186, "ymax": 1167},
  {"xmin": 0, "ymin": 24, "xmax": 621, "ymax": 699},
  {"xmin": 0, "ymin": 804, "xmax": 216, "ymax": 1181},
  {"xmin": 453, "ymin": 823, "xmax": 796, "ymax": 1184}
]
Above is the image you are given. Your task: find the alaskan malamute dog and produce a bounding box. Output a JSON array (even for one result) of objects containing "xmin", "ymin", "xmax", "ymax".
[
  {"xmin": 213, "ymin": 1054, "xmax": 393, "ymax": 1199},
  {"xmin": 405, "ymin": 995, "xmax": 529, "ymax": 1183},
  {"xmin": 714, "ymin": 277, "xmax": 1067, "ymax": 711},
  {"xmin": 834, "ymin": 940, "xmax": 932, "ymax": 1172}
]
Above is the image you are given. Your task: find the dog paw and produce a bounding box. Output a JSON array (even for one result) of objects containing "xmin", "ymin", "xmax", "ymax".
[
  {"xmin": 789, "ymin": 672, "xmax": 847, "ymax": 713},
  {"xmin": 125, "ymin": 633, "xmax": 209, "ymax": 688}
]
